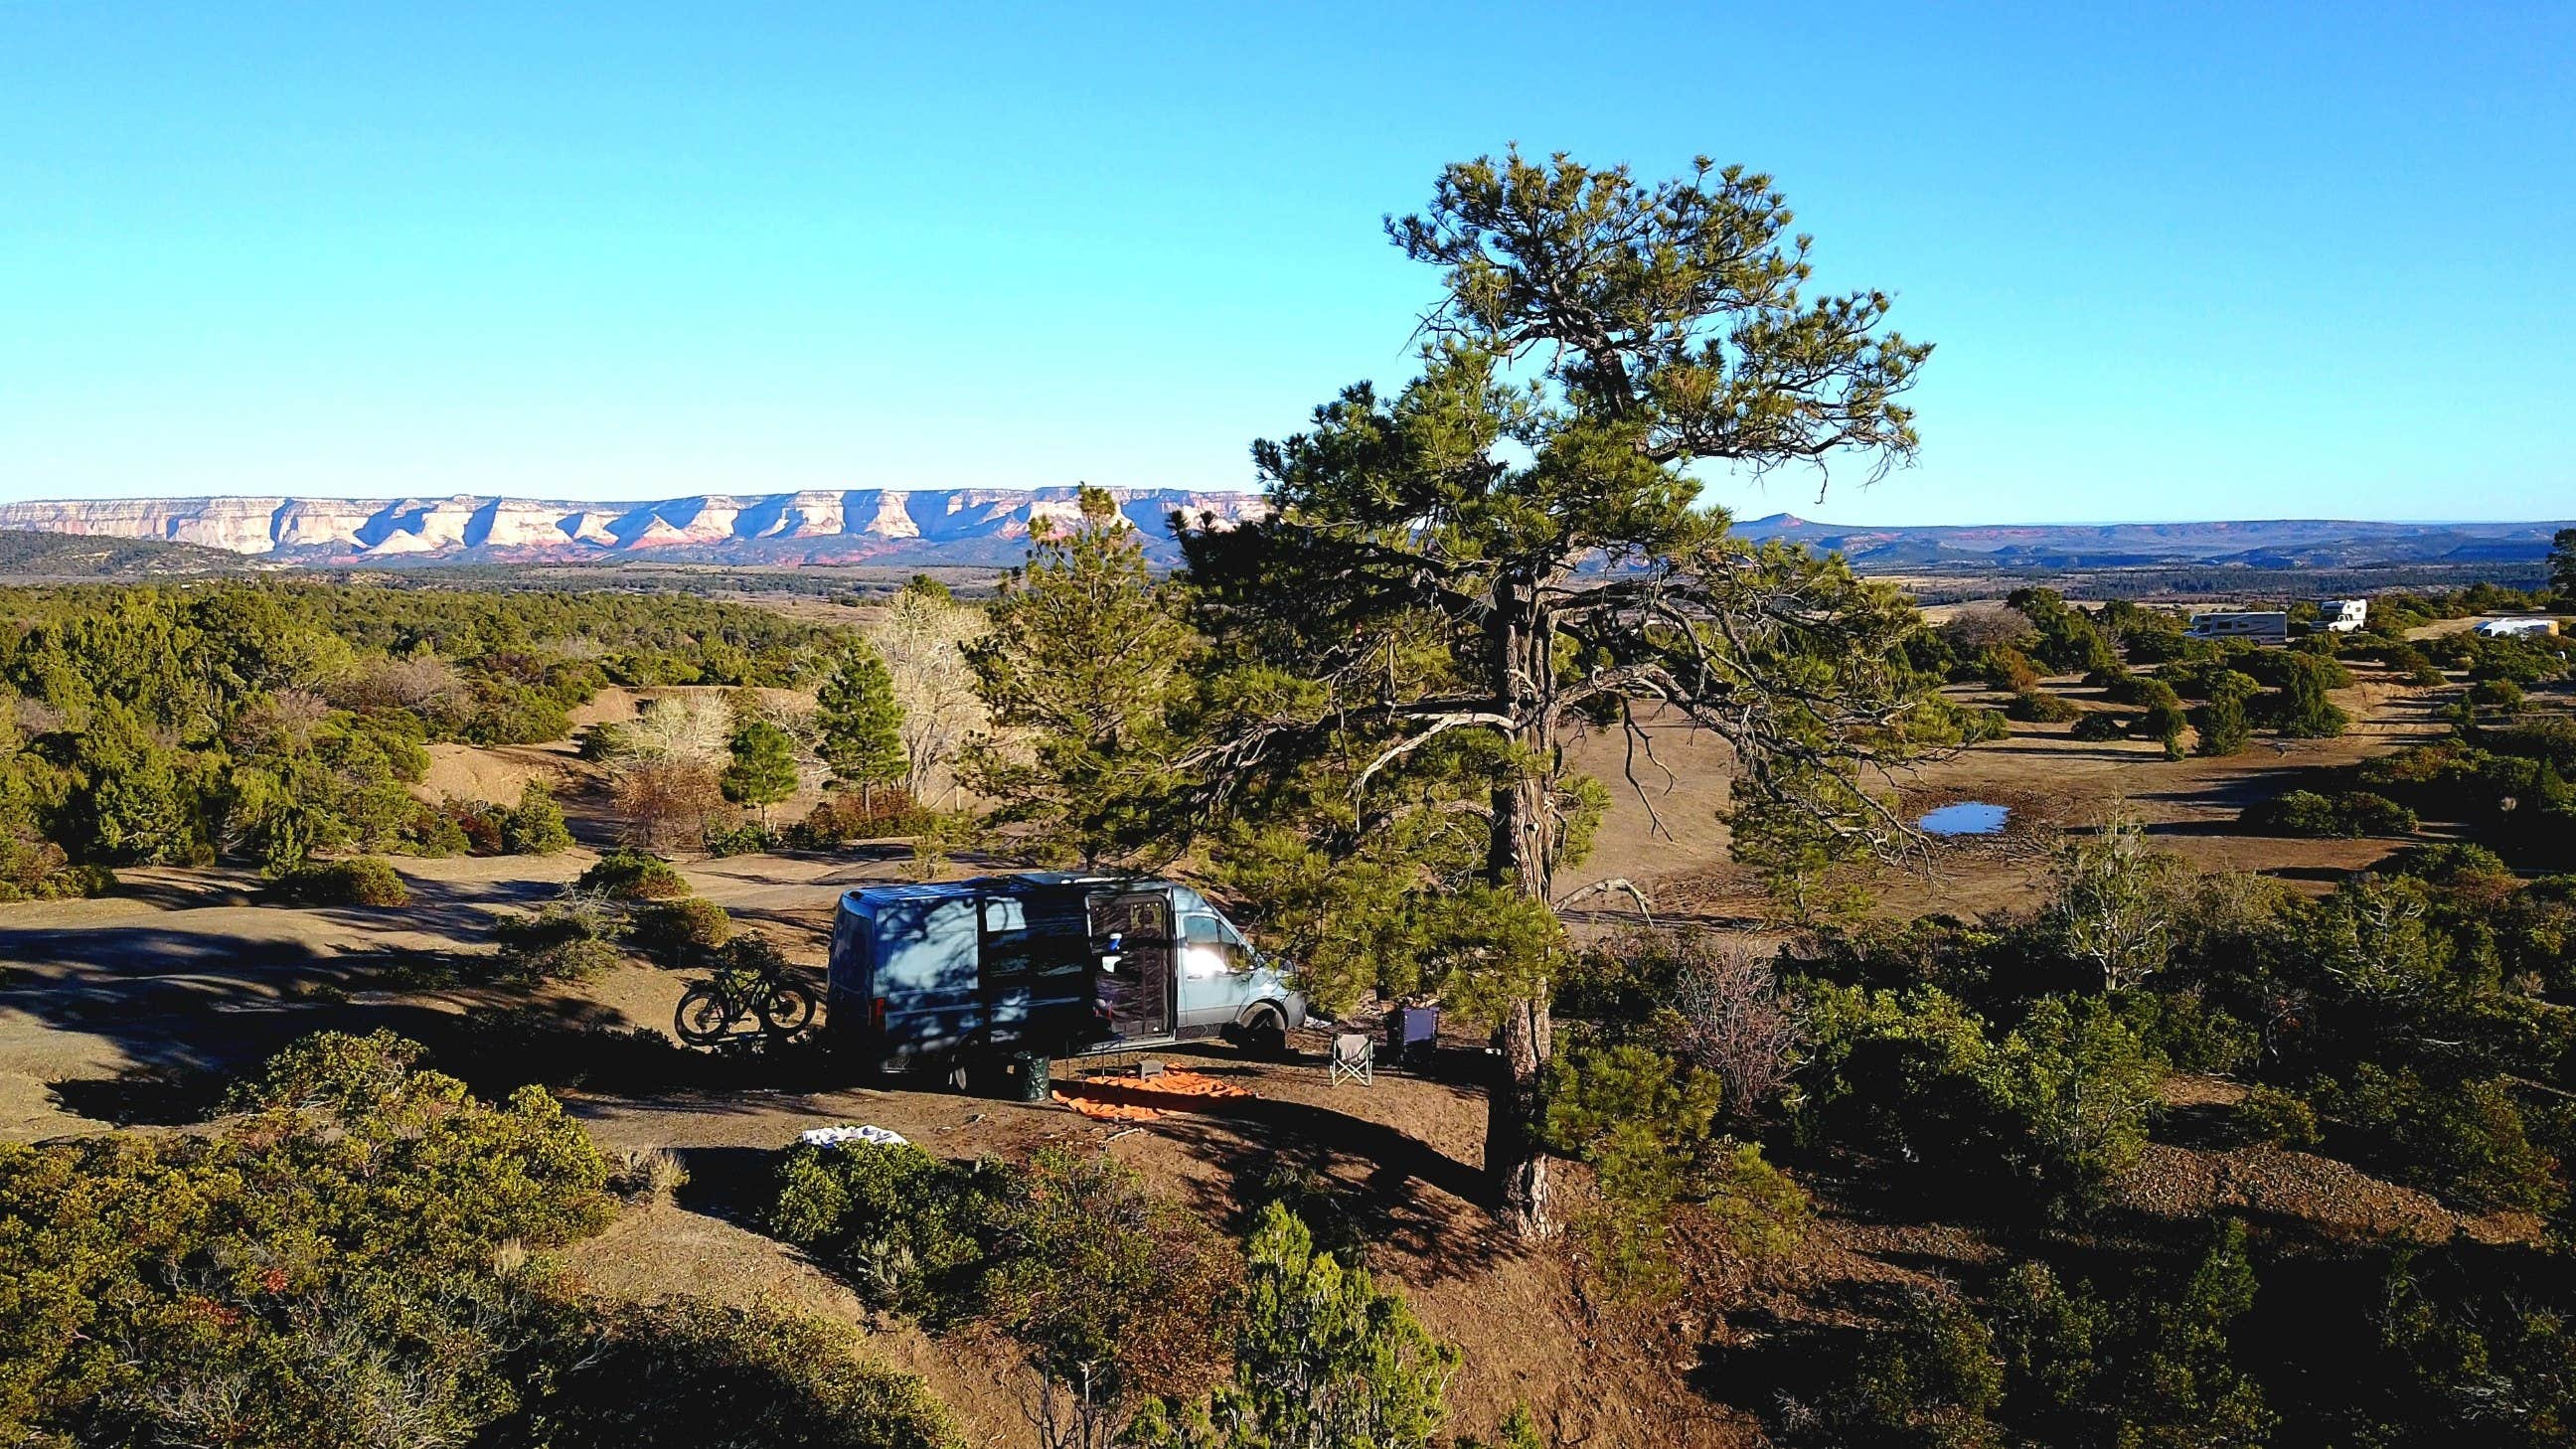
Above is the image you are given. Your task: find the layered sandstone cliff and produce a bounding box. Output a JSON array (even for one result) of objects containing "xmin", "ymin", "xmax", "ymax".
[{"xmin": 0, "ymin": 489, "xmax": 1267, "ymax": 567}]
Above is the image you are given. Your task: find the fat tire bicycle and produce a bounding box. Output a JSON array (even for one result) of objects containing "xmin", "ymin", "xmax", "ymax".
[{"xmin": 674, "ymin": 962, "xmax": 819, "ymax": 1046}]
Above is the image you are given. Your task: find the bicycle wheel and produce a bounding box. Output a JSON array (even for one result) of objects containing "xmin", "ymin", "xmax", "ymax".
[
  {"xmin": 675, "ymin": 984, "xmax": 738, "ymax": 1046},
  {"xmin": 758, "ymin": 978, "xmax": 819, "ymax": 1039}
]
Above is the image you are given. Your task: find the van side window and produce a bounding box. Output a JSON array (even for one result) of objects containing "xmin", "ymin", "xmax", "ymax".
[{"xmin": 982, "ymin": 893, "xmax": 1088, "ymax": 980}]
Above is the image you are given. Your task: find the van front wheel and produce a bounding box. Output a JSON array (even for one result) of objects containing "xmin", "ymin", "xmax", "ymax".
[{"xmin": 1238, "ymin": 1009, "xmax": 1288, "ymax": 1060}]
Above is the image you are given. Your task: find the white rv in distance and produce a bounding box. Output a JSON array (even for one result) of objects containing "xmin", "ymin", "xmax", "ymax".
[
  {"xmin": 2474, "ymin": 617, "xmax": 2562, "ymax": 639},
  {"xmin": 2316, "ymin": 599, "xmax": 2369, "ymax": 632},
  {"xmin": 2184, "ymin": 611, "xmax": 2291, "ymax": 646}
]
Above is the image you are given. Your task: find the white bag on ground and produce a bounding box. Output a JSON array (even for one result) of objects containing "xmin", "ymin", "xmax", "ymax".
[{"xmin": 795, "ymin": 1124, "xmax": 909, "ymax": 1150}]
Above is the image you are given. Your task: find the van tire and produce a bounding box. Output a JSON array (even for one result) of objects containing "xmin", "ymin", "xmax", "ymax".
[{"xmin": 1238, "ymin": 1007, "xmax": 1289, "ymax": 1060}]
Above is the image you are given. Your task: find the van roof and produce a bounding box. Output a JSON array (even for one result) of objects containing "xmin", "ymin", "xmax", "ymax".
[{"xmin": 841, "ymin": 872, "xmax": 1172, "ymax": 909}]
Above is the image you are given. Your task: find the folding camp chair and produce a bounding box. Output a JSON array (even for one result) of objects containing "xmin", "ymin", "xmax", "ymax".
[{"xmin": 1328, "ymin": 1032, "xmax": 1373, "ymax": 1087}]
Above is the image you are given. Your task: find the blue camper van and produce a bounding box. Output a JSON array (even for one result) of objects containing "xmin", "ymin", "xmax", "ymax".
[{"xmin": 826, "ymin": 874, "xmax": 1306, "ymax": 1075}]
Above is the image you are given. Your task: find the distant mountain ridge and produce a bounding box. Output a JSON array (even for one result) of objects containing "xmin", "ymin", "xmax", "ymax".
[
  {"xmin": 0, "ymin": 530, "xmax": 254, "ymax": 579},
  {"xmin": 0, "ymin": 489, "xmax": 1268, "ymax": 568},
  {"xmin": 1727, "ymin": 513, "xmax": 2574, "ymax": 572},
  {"xmin": 0, "ymin": 493, "xmax": 2563, "ymax": 573}
]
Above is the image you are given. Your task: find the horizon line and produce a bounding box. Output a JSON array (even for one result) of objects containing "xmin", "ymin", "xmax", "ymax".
[{"xmin": 1, "ymin": 490, "xmax": 2567, "ymax": 533}]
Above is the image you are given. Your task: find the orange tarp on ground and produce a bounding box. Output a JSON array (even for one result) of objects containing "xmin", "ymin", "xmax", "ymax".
[{"xmin": 1052, "ymin": 1069, "xmax": 1251, "ymax": 1121}]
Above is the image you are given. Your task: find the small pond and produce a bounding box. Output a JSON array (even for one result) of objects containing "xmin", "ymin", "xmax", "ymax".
[{"xmin": 1919, "ymin": 801, "xmax": 2012, "ymax": 837}]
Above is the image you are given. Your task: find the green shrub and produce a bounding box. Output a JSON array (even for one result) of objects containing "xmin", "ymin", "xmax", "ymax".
[
  {"xmin": 2262, "ymin": 653, "xmax": 2352, "ymax": 737},
  {"xmin": 2377, "ymin": 841, "xmax": 2514, "ymax": 886},
  {"xmin": 2336, "ymin": 792, "xmax": 2420, "ymax": 835},
  {"xmin": 2100, "ymin": 671, "xmax": 2181, "ymax": 710},
  {"xmin": 1539, "ymin": 1040, "xmax": 1734, "ymax": 1299},
  {"xmin": 402, "ymin": 799, "xmax": 474, "ymax": 856},
  {"xmin": 0, "ymin": 1030, "xmax": 614, "ymax": 1448},
  {"xmin": 1538, "ymin": 1039, "xmax": 1811, "ymax": 1292},
  {"xmin": 2457, "ymin": 633, "xmax": 2571, "ymax": 686},
  {"xmin": 1823, "ymin": 1286, "xmax": 2006, "ymax": 1449},
  {"xmin": 494, "ymin": 891, "xmax": 626, "ymax": 982},
  {"xmin": 1991, "ymin": 995, "xmax": 2165, "ymax": 1209},
  {"xmin": 0, "ymin": 831, "xmax": 114, "ymax": 901},
  {"xmin": 2251, "ymin": 788, "xmax": 2339, "ymax": 835},
  {"xmin": 462, "ymin": 679, "xmax": 570, "ymax": 745},
  {"xmin": 275, "ymin": 855, "xmax": 409, "ymax": 906},
  {"xmin": 2114, "ymin": 989, "xmax": 2255, "ymax": 1076},
  {"xmin": 1796, "ymin": 984, "xmax": 2004, "ymax": 1183},
  {"xmin": 2008, "ymin": 691, "xmax": 2081, "ymax": 724},
  {"xmin": 973, "ymin": 1148, "xmax": 1232, "ymax": 1406},
  {"xmin": 2321, "ymin": 1064, "xmax": 2564, "ymax": 1214},
  {"xmin": 770, "ymin": 1141, "xmax": 990, "ymax": 1316},
  {"xmin": 771, "ymin": 1144, "xmax": 1230, "ymax": 1414},
  {"xmin": 502, "ymin": 779, "xmax": 574, "ymax": 855},
  {"xmin": 1979, "ymin": 646, "xmax": 2040, "ymax": 694},
  {"xmin": 782, "ymin": 788, "xmax": 934, "ymax": 849},
  {"xmin": 2236, "ymin": 1084, "xmax": 2321, "ymax": 1148},
  {"xmin": 402, "ymin": 784, "xmax": 557, "ymax": 859},
  {"xmin": 1800, "ymin": 987, "xmax": 2161, "ymax": 1214},
  {"xmin": 1539, "ymin": 1042, "xmax": 1727, "ymax": 1204},
  {"xmin": 2243, "ymin": 789, "xmax": 2418, "ymax": 838},
  {"xmin": 2112, "ymin": 1221, "xmax": 2277, "ymax": 1447},
  {"xmin": 2068, "ymin": 712, "xmax": 2129, "ymax": 742},
  {"xmin": 2467, "ymin": 678, "xmax": 2526, "ymax": 712},
  {"xmin": 2137, "ymin": 703, "xmax": 2189, "ymax": 757},
  {"xmin": 2192, "ymin": 674, "xmax": 2258, "ymax": 756},
  {"xmin": 576, "ymin": 847, "xmax": 690, "ymax": 899},
  {"xmin": 1127, "ymin": 1204, "xmax": 1456, "ymax": 1449},
  {"xmin": 224, "ymin": 1024, "xmax": 431, "ymax": 1113},
  {"xmin": 575, "ymin": 722, "xmax": 633, "ymax": 761},
  {"xmin": 1985, "ymin": 1260, "xmax": 2107, "ymax": 1418},
  {"xmin": 1698, "ymin": 1140, "xmax": 1812, "ymax": 1260},
  {"xmin": 529, "ymin": 1299, "xmax": 962, "ymax": 1449},
  {"xmin": 702, "ymin": 820, "xmax": 777, "ymax": 857},
  {"xmin": 630, "ymin": 895, "xmax": 733, "ymax": 965}
]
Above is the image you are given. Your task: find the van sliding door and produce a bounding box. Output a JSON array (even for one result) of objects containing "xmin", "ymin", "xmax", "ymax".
[{"xmin": 1090, "ymin": 892, "xmax": 1175, "ymax": 1044}]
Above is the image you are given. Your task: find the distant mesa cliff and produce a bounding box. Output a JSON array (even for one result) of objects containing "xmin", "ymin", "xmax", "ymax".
[{"xmin": 0, "ymin": 489, "xmax": 1271, "ymax": 568}]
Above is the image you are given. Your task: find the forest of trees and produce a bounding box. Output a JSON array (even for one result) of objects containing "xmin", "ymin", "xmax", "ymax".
[{"xmin": 0, "ymin": 579, "xmax": 956, "ymax": 896}]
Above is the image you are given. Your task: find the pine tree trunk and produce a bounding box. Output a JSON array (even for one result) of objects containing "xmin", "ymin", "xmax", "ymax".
[
  {"xmin": 1490, "ymin": 989, "xmax": 1555, "ymax": 1238},
  {"xmin": 1485, "ymin": 576, "xmax": 1560, "ymax": 1240}
]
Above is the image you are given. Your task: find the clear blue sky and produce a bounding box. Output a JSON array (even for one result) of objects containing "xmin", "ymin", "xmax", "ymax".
[{"xmin": 3, "ymin": 3, "xmax": 2569, "ymax": 525}]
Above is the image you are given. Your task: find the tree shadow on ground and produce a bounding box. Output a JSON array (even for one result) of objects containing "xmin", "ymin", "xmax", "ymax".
[
  {"xmin": 668, "ymin": 1144, "xmax": 788, "ymax": 1227},
  {"xmin": 108, "ymin": 871, "xmax": 263, "ymax": 910},
  {"xmin": 47, "ymin": 1066, "xmax": 233, "ymax": 1127},
  {"xmin": 1690, "ymin": 1292, "xmax": 1892, "ymax": 1431},
  {"xmin": 1138, "ymin": 1090, "xmax": 1517, "ymax": 1284},
  {"xmin": 291, "ymin": 870, "xmax": 564, "ymax": 943}
]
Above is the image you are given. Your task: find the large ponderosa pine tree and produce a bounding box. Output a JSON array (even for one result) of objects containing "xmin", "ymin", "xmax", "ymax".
[
  {"xmin": 965, "ymin": 487, "xmax": 1194, "ymax": 870},
  {"xmin": 1180, "ymin": 150, "xmax": 1953, "ymax": 1237}
]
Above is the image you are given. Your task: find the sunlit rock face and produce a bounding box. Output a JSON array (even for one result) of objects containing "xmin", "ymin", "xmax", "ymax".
[{"xmin": 0, "ymin": 489, "xmax": 1268, "ymax": 567}]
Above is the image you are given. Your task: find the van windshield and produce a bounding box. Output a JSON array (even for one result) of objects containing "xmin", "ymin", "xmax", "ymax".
[{"xmin": 1179, "ymin": 911, "xmax": 1256, "ymax": 975}]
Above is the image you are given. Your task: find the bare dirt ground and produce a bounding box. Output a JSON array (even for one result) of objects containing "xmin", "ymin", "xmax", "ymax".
[{"xmin": 416, "ymin": 740, "xmax": 573, "ymax": 803}]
